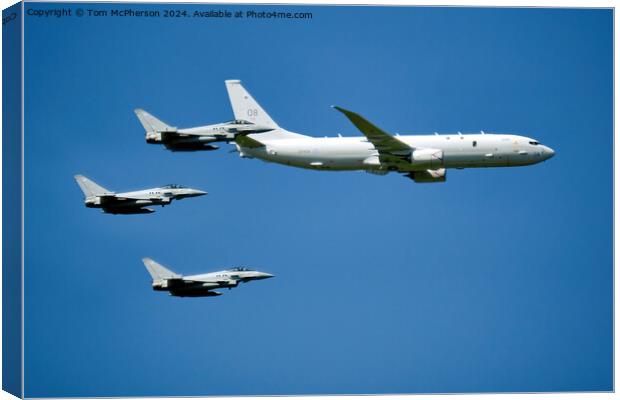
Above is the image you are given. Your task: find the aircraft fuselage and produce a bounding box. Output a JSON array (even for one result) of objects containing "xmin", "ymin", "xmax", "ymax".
[{"xmin": 238, "ymin": 132, "xmax": 555, "ymax": 172}]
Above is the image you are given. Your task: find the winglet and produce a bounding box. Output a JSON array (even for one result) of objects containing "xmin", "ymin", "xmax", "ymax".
[
  {"xmin": 331, "ymin": 105, "xmax": 384, "ymax": 136},
  {"xmin": 332, "ymin": 106, "xmax": 374, "ymax": 131}
]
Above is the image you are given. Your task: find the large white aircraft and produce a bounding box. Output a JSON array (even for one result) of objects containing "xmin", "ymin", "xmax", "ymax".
[{"xmin": 224, "ymin": 80, "xmax": 555, "ymax": 182}]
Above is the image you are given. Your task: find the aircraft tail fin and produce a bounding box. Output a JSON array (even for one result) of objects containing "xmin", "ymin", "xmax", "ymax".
[
  {"xmin": 134, "ymin": 109, "xmax": 175, "ymax": 133},
  {"xmin": 74, "ymin": 175, "xmax": 111, "ymax": 197},
  {"xmin": 225, "ymin": 80, "xmax": 279, "ymax": 129},
  {"xmin": 224, "ymin": 80, "xmax": 309, "ymax": 140},
  {"xmin": 142, "ymin": 258, "xmax": 182, "ymax": 280}
]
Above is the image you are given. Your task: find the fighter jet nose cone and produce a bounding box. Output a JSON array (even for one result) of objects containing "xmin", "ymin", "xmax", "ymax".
[{"xmin": 190, "ymin": 189, "xmax": 208, "ymax": 197}]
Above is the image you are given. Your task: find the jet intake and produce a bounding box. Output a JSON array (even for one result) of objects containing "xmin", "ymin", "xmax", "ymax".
[
  {"xmin": 410, "ymin": 148, "xmax": 444, "ymax": 169},
  {"xmin": 410, "ymin": 168, "xmax": 446, "ymax": 183}
]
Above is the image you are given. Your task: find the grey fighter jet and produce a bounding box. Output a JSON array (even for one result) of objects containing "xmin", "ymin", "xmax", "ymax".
[
  {"xmin": 142, "ymin": 258, "xmax": 274, "ymax": 297},
  {"xmin": 74, "ymin": 175, "xmax": 206, "ymax": 214},
  {"xmin": 134, "ymin": 108, "xmax": 274, "ymax": 152}
]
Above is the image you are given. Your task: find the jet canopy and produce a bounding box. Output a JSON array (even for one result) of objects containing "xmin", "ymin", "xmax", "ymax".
[
  {"xmin": 229, "ymin": 267, "xmax": 252, "ymax": 271},
  {"xmin": 162, "ymin": 184, "xmax": 187, "ymax": 189},
  {"xmin": 228, "ymin": 119, "xmax": 254, "ymax": 125}
]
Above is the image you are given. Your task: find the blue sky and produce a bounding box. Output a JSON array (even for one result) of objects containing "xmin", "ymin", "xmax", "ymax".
[{"xmin": 23, "ymin": 4, "xmax": 612, "ymax": 397}]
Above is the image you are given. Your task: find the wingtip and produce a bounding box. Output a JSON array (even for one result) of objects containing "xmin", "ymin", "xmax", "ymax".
[{"xmin": 225, "ymin": 79, "xmax": 241, "ymax": 84}]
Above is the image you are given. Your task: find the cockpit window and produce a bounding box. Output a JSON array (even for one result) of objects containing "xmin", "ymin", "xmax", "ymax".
[
  {"xmin": 229, "ymin": 267, "xmax": 251, "ymax": 271},
  {"xmin": 529, "ymin": 141, "xmax": 539, "ymax": 145},
  {"xmin": 162, "ymin": 184, "xmax": 186, "ymax": 189},
  {"xmin": 230, "ymin": 119, "xmax": 253, "ymax": 125}
]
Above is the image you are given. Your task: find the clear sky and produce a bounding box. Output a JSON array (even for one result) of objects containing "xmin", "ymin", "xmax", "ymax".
[{"xmin": 23, "ymin": 4, "xmax": 612, "ymax": 397}]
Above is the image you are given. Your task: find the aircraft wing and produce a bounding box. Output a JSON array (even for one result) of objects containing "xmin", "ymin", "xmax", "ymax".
[
  {"xmin": 333, "ymin": 106, "xmax": 412, "ymax": 163},
  {"xmin": 98, "ymin": 194, "xmax": 122, "ymax": 203}
]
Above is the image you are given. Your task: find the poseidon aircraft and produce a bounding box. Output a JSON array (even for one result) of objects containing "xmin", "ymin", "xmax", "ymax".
[
  {"xmin": 224, "ymin": 80, "xmax": 555, "ymax": 183},
  {"xmin": 74, "ymin": 175, "xmax": 207, "ymax": 214},
  {"xmin": 135, "ymin": 108, "xmax": 274, "ymax": 151},
  {"xmin": 142, "ymin": 258, "xmax": 274, "ymax": 297}
]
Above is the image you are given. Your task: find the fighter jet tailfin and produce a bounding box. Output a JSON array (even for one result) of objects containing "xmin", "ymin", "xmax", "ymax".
[
  {"xmin": 134, "ymin": 109, "xmax": 175, "ymax": 133},
  {"xmin": 142, "ymin": 258, "xmax": 182, "ymax": 280},
  {"xmin": 74, "ymin": 175, "xmax": 111, "ymax": 197}
]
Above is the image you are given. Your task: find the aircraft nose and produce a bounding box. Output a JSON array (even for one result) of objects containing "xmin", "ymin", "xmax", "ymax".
[
  {"xmin": 189, "ymin": 189, "xmax": 208, "ymax": 197},
  {"xmin": 543, "ymin": 146, "xmax": 555, "ymax": 160},
  {"xmin": 258, "ymin": 272, "xmax": 274, "ymax": 279}
]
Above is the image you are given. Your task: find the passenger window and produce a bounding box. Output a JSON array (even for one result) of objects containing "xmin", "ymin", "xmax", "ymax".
[{"xmin": 472, "ymin": 141, "xmax": 477, "ymax": 147}]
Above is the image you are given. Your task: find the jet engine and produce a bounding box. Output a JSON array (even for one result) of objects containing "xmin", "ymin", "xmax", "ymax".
[
  {"xmin": 152, "ymin": 279, "xmax": 168, "ymax": 290},
  {"xmin": 410, "ymin": 148, "xmax": 444, "ymax": 169},
  {"xmin": 409, "ymin": 168, "xmax": 446, "ymax": 183}
]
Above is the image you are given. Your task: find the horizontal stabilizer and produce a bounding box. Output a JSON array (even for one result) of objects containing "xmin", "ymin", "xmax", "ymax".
[{"xmin": 235, "ymin": 135, "xmax": 265, "ymax": 149}]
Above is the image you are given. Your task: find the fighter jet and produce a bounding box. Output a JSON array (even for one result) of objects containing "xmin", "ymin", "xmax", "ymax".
[
  {"xmin": 134, "ymin": 108, "xmax": 274, "ymax": 152},
  {"xmin": 74, "ymin": 175, "xmax": 207, "ymax": 214},
  {"xmin": 223, "ymin": 80, "xmax": 555, "ymax": 183},
  {"xmin": 142, "ymin": 258, "xmax": 274, "ymax": 297}
]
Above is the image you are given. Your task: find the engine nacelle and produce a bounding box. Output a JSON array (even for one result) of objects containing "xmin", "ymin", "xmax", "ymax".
[
  {"xmin": 411, "ymin": 168, "xmax": 446, "ymax": 183},
  {"xmin": 411, "ymin": 148, "xmax": 444, "ymax": 169}
]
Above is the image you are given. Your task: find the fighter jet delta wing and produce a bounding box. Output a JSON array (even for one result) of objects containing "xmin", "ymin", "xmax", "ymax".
[{"xmin": 332, "ymin": 106, "xmax": 413, "ymax": 165}]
